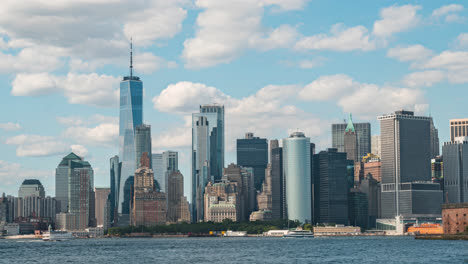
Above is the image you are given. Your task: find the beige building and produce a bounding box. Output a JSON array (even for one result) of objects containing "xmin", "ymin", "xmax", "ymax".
[
  {"xmin": 94, "ymin": 188, "xmax": 110, "ymax": 227},
  {"xmin": 167, "ymin": 171, "xmax": 191, "ymax": 223},
  {"xmin": 204, "ymin": 182, "xmax": 240, "ymax": 222},
  {"xmin": 450, "ymin": 118, "xmax": 468, "ymax": 142},
  {"xmin": 313, "ymin": 226, "xmax": 361, "ymax": 236}
]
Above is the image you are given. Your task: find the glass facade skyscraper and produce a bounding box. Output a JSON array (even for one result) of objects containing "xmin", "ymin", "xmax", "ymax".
[
  {"xmin": 282, "ymin": 132, "xmax": 311, "ymax": 223},
  {"xmin": 135, "ymin": 124, "xmax": 152, "ymax": 169},
  {"xmin": 192, "ymin": 116, "xmax": 210, "ymax": 222},
  {"xmin": 152, "ymin": 153, "xmax": 164, "ymax": 191},
  {"xmin": 118, "ymin": 57, "xmax": 143, "ymax": 214},
  {"xmin": 237, "ymin": 133, "xmax": 268, "ymax": 191},
  {"xmin": 332, "ymin": 120, "xmax": 371, "ymax": 161},
  {"xmin": 162, "ymin": 151, "xmax": 178, "ymax": 194},
  {"xmin": 109, "ymin": 155, "xmax": 121, "ymax": 224},
  {"xmin": 56, "ymin": 152, "xmax": 85, "ymax": 213}
]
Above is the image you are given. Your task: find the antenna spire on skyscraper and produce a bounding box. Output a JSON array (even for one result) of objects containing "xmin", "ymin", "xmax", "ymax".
[{"xmin": 130, "ymin": 37, "xmax": 133, "ymax": 78}]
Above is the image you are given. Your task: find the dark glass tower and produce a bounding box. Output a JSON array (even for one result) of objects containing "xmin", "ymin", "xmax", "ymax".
[
  {"xmin": 237, "ymin": 133, "xmax": 268, "ymax": 191},
  {"xmin": 118, "ymin": 41, "xmax": 143, "ymax": 214},
  {"xmin": 270, "ymin": 140, "xmax": 284, "ymax": 219}
]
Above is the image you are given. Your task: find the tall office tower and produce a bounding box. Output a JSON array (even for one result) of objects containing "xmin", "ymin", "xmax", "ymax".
[
  {"xmin": 109, "ymin": 155, "xmax": 121, "ymax": 225},
  {"xmin": 313, "ymin": 148, "xmax": 349, "ymax": 225},
  {"xmin": 241, "ymin": 167, "xmax": 256, "ymax": 217},
  {"xmin": 167, "ymin": 170, "xmax": 190, "ymax": 223},
  {"xmin": 192, "ymin": 116, "xmax": 210, "ymax": 222},
  {"xmin": 0, "ymin": 194, "xmax": 8, "ymax": 223},
  {"xmin": 282, "ymin": 132, "xmax": 311, "ymax": 223},
  {"xmin": 443, "ymin": 138, "xmax": 468, "ymax": 203},
  {"xmin": 269, "ymin": 139, "xmax": 279, "ymax": 163},
  {"xmin": 118, "ymin": 41, "xmax": 143, "ymax": 214},
  {"xmin": 270, "ymin": 140, "xmax": 284, "ymax": 219},
  {"xmin": 371, "ymin": 135, "xmax": 381, "ymax": 157},
  {"xmin": 358, "ymin": 174, "xmax": 380, "ymax": 228},
  {"xmin": 344, "ymin": 114, "xmax": 359, "ymax": 162},
  {"xmin": 95, "ymin": 188, "xmax": 110, "ymax": 227},
  {"xmin": 199, "ymin": 104, "xmax": 224, "ymax": 181},
  {"xmin": 131, "ymin": 152, "xmax": 167, "ymax": 226},
  {"xmin": 135, "ymin": 124, "xmax": 152, "ymax": 170},
  {"xmin": 332, "ymin": 118, "xmax": 371, "ymax": 161},
  {"xmin": 430, "ymin": 118, "xmax": 440, "ymax": 157},
  {"xmin": 162, "ymin": 151, "xmax": 178, "ymax": 194},
  {"xmin": 237, "ymin": 133, "xmax": 268, "ymax": 191},
  {"xmin": 378, "ymin": 110, "xmax": 442, "ymax": 218},
  {"xmin": 56, "ymin": 153, "xmax": 84, "ymax": 212},
  {"xmin": 152, "ymin": 153, "xmax": 164, "ymax": 191},
  {"xmin": 204, "ymin": 181, "xmax": 240, "ymax": 222},
  {"xmin": 348, "ymin": 188, "xmax": 368, "ymax": 229},
  {"xmin": 18, "ymin": 179, "xmax": 45, "ymax": 198},
  {"xmin": 450, "ymin": 118, "xmax": 468, "ymax": 142},
  {"xmin": 67, "ymin": 156, "xmax": 94, "ymax": 230}
]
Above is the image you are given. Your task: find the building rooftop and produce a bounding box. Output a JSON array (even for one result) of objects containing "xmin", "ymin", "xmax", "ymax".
[
  {"xmin": 59, "ymin": 152, "xmax": 83, "ymax": 166},
  {"xmin": 289, "ymin": 131, "xmax": 305, "ymax": 138},
  {"xmin": 21, "ymin": 179, "xmax": 42, "ymax": 186}
]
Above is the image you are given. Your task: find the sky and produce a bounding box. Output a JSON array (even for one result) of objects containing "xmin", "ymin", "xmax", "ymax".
[{"xmin": 1, "ymin": 0, "xmax": 468, "ymax": 200}]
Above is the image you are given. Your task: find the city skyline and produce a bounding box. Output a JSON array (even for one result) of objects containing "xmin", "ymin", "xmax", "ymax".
[{"xmin": 1, "ymin": 1, "xmax": 468, "ymax": 199}]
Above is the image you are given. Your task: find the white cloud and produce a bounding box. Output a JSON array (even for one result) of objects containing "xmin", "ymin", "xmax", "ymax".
[
  {"xmin": 0, "ymin": 122, "xmax": 21, "ymax": 131},
  {"xmin": 5, "ymin": 134, "xmax": 70, "ymax": 157},
  {"xmin": 11, "ymin": 72, "xmax": 120, "ymax": 107},
  {"xmin": 0, "ymin": 160, "xmax": 52, "ymax": 189},
  {"xmin": 402, "ymin": 70, "xmax": 446, "ymax": 87},
  {"xmin": 373, "ymin": 5, "xmax": 422, "ymax": 38},
  {"xmin": 298, "ymin": 60, "xmax": 321, "ymax": 69},
  {"xmin": 299, "ymin": 74, "xmax": 355, "ymax": 101},
  {"xmin": 387, "ymin": 45, "xmax": 433, "ymax": 62},
  {"xmin": 454, "ymin": 33, "xmax": 468, "ymax": 50},
  {"xmin": 423, "ymin": 51, "xmax": 468, "ymax": 72},
  {"xmin": 61, "ymin": 116, "xmax": 118, "ymax": 147},
  {"xmin": 182, "ymin": 0, "xmax": 302, "ymax": 68},
  {"xmin": 295, "ymin": 24, "xmax": 375, "ymax": 51},
  {"xmin": 134, "ymin": 52, "xmax": 177, "ymax": 74},
  {"xmin": 432, "ymin": 4, "xmax": 464, "ymax": 18},
  {"xmin": 71, "ymin": 144, "xmax": 89, "ymax": 158},
  {"xmin": 261, "ymin": 0, "xmax": 310, "ymax": 11}
]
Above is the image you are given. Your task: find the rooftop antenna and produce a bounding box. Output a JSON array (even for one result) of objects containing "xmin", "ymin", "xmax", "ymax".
[{"xmin": 130, "ymin": 37, "xmax": 133, "ymax": 78}]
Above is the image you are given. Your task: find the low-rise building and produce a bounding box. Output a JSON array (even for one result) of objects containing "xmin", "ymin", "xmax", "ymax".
[
  {"xmin": 249, "ymin": 210, "xmax": 272, "ymax": 221},
  {"xmin": 313, "ymin": 226, "xmax": 361, "ymax": 236},
  {"xmin": 442, "ymin": 203, "xmax": 468, "ymax": 234},
  {"xmin": 204, "ymin": 182, "xmax": 240, "ymax": 222}
]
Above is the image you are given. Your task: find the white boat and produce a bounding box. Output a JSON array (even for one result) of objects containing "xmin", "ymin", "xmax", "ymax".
[
  {"xmin": 42, "ymin": 226, "xmax": 74, "ymax": 241},
  {"xmin": 283, "ymin": 229, "xmax": 314, "ymax": 238},
  {"xmin": 224, "ymin": 230, "xmax": 248, "ymax": 237}
]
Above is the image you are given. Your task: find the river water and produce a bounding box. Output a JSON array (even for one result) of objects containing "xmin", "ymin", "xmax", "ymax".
[{"xmin": 0, "ymin": 236, "xmax": 466, "ymax": 263}]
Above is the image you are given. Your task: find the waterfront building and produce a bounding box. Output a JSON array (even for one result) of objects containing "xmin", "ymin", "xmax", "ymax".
[
  {"xmin": 68, "ymin": 156, "xmax": 95, "ymax": 230},
  {"xmin": 443, "ymin": 138, "xmax": 468, "ymax": 203},
  {"xmin": 237, "ymin": 132, "xmax": 268, "ymax": 190},
  {"xmin": 118, "ymin": 41, "xmax": 143, "ymax": 214},
  {"xmin": 313, "ymin": 226, "xmax": 361, "ymax": 236},
  {"xmin": 313, "ymin": 148, "xmax": 349, "ymax": 225},
  {"xmin": 222, "ymin": 163, "xmax": 255, "ymax": 221},
  {"xmin": 442, "ymin": 203, "xmax": 468, "ymax": 234},
  {"xmin": 152, "ymin": 153, "xmax": 164, "ymax": 191},
  {"xmin": 332, "ymin": 120, "xmax": 371, "ymax": 161},
  {"xmin": 109, "ymin": 155, "xmax": 121, "ymax": 225},
  {"xmin": 348, "ymin": 188, "xmax": 369, "ymax": 229},
  {"xmin": 192, "ymin": 116, "xmax": 210, "ymax": 222},
  {"xmin": 162, "ymin": 151, "xmax": 178, "ymax": 194},
  {"xmin": 378, "ymin": 110, "xmax": 440, "ymax": 218},
  {"xmin": 450, "ymin": 118, "xmax": 468, "ymax": 142},
  {"xmin": 131, "ymin": 153, "xmax": 167, "ymax": 227},
  {"xmin": 249, "ymin": 210, "xmax": 272, "ymax": 221},
  {"xmin": 18, "ymin": 179, "xmax": 45, "ymax": 198},
  {"xmin": 270, "ymin": 140, "xmax": 284, "ymax": 219},
  {"xmin": 204, "ymin": 181, "xmax": 240, "ymax": 222},
  {"xmin": 95, "ymin": 188, "xmax": 110, "ymax": 227},
  {"xmin": 283, "ymin": 132, "xmax": 311, "ymax": 223},
  {"xmin": 358, "ymin": 174, "xmax": 380, "ymax": 228},
  {"xmin": 371, "ymin": 135, "xmax": 381, "ymax": 157},
  {"xmin": 344, "ymin": 114, "xmax": 359, "ymax": 163},
  {"xmin": 55, "ymin": 152, "xmax": 84, "ymax": 212},
  {"xmin": 167, "ymin": 170, "xmax": 190, "ymax": 223},
  {"xmin": 135, "ymin": 124, "xmax": 152, "ymax": 170},
  {"xmin": 0, "ymin": 194, "xmax": 9, "ymax": 223}
]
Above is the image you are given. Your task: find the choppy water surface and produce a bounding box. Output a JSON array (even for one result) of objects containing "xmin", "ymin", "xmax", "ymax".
[{"xmin": 0, "ymin": 236, "xmax": 466, "ymax": 263}]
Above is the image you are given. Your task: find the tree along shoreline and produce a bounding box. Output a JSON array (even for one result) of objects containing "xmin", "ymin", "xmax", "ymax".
[{"xmin": 107, "ymin": 219, "xmax": 301, "ymax": 236}]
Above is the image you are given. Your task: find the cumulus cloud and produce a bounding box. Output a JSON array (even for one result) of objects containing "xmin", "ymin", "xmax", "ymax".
[
  {"xmin": 454, "ymin": 33, "xmax": 468, "ymax": 50},
  {"xmin": 0, "ymin": 122, "xmax": 22, "ymax": 131},
  {"xmin": 0, "ymin": 160, "xmax": 52, "ymax": 188},
  {"xmin": 299, "ymin": 74, "xmax": 355, "ymax": 101},
  {"xmin": 373, "ymin": 5, "xmax": 421, "ymax": 38},
  {"xmin": 295, "ymin": 24, "xmax": 375, "ymax": 51},
  {"xmin": 5, "ymin": 134, "xmax": 71, "ymax": 157},
  {"xmin": 59, "ymin": 114, "xmax": 119, "ymax": 147},
  {"xmin": 402, "ymin": 70, "xmax": 446, "ymax": 87},
  {"xmin": 182, "ymin": 0, "xmax": 302, "ymax": 68},
  {"xmin": 11, "ymin": 72, "xmax": 120, "ymax": 107},
  {"xmin": 71, "ymin": 144, "xmax": 89, "ymax": 158},
  {"xmin": 387, "ymin": 44, "xmax": 433, "ymax": 63},
  {"xmin": 432, "ymin": 4, "xmax": 465, "ymax": 23}
]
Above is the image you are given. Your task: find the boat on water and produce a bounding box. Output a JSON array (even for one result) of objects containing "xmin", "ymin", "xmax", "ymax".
[
  {"xmin": 42, "ymin": 226, "xmax": 73, "ymax": 241},
  {"xmin": 283, "ymin": 229, "xmax": 314, "ymax": 238},
  {"xmin": 224, "ymin": 230, "xmax": 248, "ymax": 237}
]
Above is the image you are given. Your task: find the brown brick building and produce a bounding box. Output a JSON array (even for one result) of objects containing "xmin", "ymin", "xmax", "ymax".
[{"xmin": 442, "ymin": 203, "xmax": 468, "ymax": 234}]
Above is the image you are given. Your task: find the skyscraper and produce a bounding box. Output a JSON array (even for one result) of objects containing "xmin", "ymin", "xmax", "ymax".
[
  {"xmin": 109, "ymin": 155, "xmax": 121, "ymax": 225},
  {"xmin": 371, "ymin": 135, "xmax": 381, "ymax": 157},
  {"xmin": 313, "ymin": 148, "xmax": 349, "ymax": 225},
  {"xmin": 237, "ymin": 132, "xmax": 268, "ymax": 190},
  {"xmin": 167, "ymin": 170, "xmax": 190, "ymax": 223},
  {"xmin": 430, "ymin": 118, "xmax": 440, "ymax": 158},
  {"xmin": 270, "ymin": 140, "xmax": 284, "ymax": 219},
  {"xmin": 135, "ymin": 124, "xmax": 152, "ymax": 170},
  {"xmin": 95, "ymin": 188, "xmax": 110, "ymax": 228},
  {"xmin": 118, "ymin": 41, "xmax": 143, "ymax": 214},
  {"xmin": 192, "ymin": 116, "xmax": 210, "ymax": 222},
  {"xmin": 378, "ymin": 110, "xmax": 442, "ymax": 218},
  {"xmin": 450, "ymin": 118, "xmax": 468, "ymax": 141},
  {"xmin": 56, "ymin": 152, "xmax": 86, "ymax": 213},
  {"xmin": 282, "ymin": 132, "xmax": 311, "ymax": 223},
  {"xmin": 18, "ymin": 179, "xmax": 45, "ymax": 198},
  {"xmin": 443, "ymin": 138, "xmax": 468, "ymax": 203},
  {"xmin": 152, "ymin": 153, "xmax": 164, "ymax": 191},
  {"xmin": 332, "ymin": 120, "xmax": 371, "ymax": 161},
  {"xmin": 343, "ymin": 114, "xmax": 358, "ymax": 162},
  {"xmin": 162, "ymin": 151, "xmax": 178, "ymax": 194}
]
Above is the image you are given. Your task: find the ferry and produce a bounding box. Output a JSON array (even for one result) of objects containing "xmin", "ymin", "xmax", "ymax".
[
  {"xmin": 42, "ymin": 226, "xmax": 74, "ymax": 241},
  {"xmin": 223, "ymin": 230, "xmax": 248, "ymax": 237},
  {"xmin": 283, "ymin": 229, "xmax": 314, "ymax": 238}
]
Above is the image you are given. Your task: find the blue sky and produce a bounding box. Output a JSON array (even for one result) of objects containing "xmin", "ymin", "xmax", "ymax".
[{"xmin": 0, "ymin": 0, "xmax": 467, "ymax": 199}]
